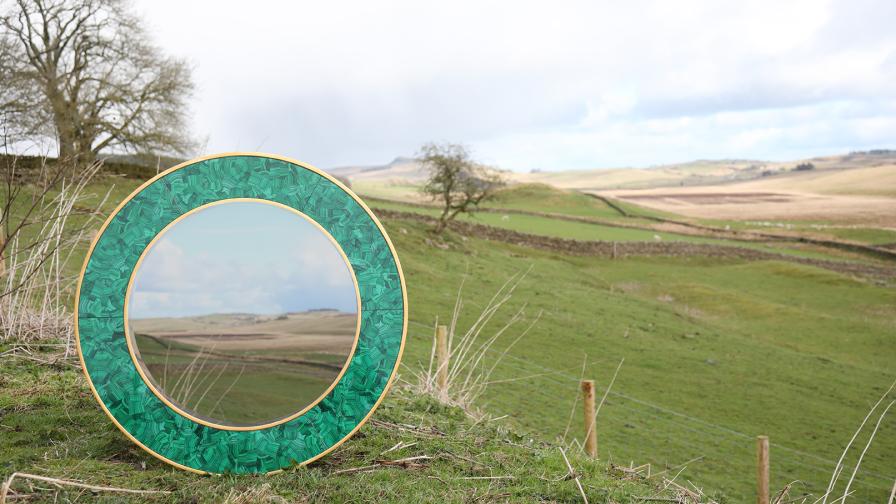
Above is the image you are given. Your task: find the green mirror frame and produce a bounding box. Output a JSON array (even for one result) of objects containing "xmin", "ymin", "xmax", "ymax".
[{"xmin": 75, "ymin": 153, "xmax": 407, "ymax": 474}]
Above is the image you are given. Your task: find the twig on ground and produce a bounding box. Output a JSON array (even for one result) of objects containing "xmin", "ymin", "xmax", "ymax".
[
  {"xmin": 0, "ymin": 472, "xmax": 170, "ymax": 503},
  {"xmin": 332, "ymin": 455, "xmax": 432, "ymax": 475},
  {"xmin": 369, "ymin": 419, "xmax": 445, "ymax": 437},
  {"xmin": 380, "ymin": 441, "xmax": 417, "ymax": 455},
  {"xmin": 439, "ymin": 450, "xmax": 490, "ymax": 470},
  {"xmin": 456, "ymin": 476, "xmax": 515, "ymax": 480},
  {"xmin": 559, "ymin": 447, "xmax": 589, "ymax": 504}
]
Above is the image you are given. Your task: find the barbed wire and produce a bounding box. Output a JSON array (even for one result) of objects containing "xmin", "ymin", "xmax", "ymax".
[{"xmin": 406, "ymin": 321, "xmax": 894, "ymax": 491}]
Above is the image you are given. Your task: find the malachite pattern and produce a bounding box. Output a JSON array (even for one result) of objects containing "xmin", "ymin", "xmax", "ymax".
[{"xmin": 76, "ymin": 154, "xmax": 406, "ymax": 474}]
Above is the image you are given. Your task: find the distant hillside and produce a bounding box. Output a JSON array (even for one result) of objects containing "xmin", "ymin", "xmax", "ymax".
[
  {"xmin": 518, "ymin": 151, "xmax": 896, "ymax": 191},
  {"xmin": 335, "ymin": 150, "xmax": 896, "ymax": 194},
  {"xmin": 130, "ymin": 310, "xmax": 357, "ymax": 337},
  {"xmin": 330, "ymin": 156, "xmax": 430, "ymax": 182},
  {"xmin": 600, "ymin": 154, "xmax": 896, "ymax": 226},
  {"xmin": 516, "ymin": 159, "xmax": 774, "ymax": 190}
]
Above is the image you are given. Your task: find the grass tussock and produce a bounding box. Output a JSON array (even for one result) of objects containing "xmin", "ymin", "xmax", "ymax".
[
  {"xmin": 409, "ymin": 267, "xmax": 541, "ymax": 415},
  {"xmin": 0, "ymin": 157, "xmax": 109, "ymax": 355}
]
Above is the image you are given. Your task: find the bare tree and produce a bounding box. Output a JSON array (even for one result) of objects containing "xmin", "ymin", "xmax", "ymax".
[
  {"xmin": 0, "ymin": 0, "xmax": 195, "ymax": 164},
  {"xmin": 419, "ymin": 142, "xmax": 504, "ymax": 234},
  {"xmin": 0, "ymin": 33, "xmax": 47, "ymax": 149}
]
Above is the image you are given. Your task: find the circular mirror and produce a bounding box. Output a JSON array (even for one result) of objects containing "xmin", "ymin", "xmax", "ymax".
[
  {"xmin": 76, "ymin": 153, "xmax": 406, "ymax": 474},
  {"xmin": 126, "ymin": 200, "xmax": 359, "ymax": 428}
]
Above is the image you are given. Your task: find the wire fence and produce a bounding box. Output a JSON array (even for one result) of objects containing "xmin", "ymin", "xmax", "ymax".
[{"xmin": 405, "ymin": 320, "xmax": 895, "ymax": 499}]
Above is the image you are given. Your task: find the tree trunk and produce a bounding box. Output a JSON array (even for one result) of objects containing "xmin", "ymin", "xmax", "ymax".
[
  {"xmin": 434, "ymin": 205, "xmax": 451, "ymax": 234},
  {"xmin": 0, "ymin": 229, "xmax": 5, "ymax": 278},
  {"xmin": 52, "ymin": 106, "xmax": 77, "ymax": 163},
  {"xmin": 434, "ymin": 218, "xmax": 448, "ymax": 234}
]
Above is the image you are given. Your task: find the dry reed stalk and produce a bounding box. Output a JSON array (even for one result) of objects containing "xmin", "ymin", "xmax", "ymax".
[
  {"xmin": 819, "ymin": 378, "xmax": 896, "ymax": 504},
  {"xmin": 562, "ymin": 354, "xmax": 588, "ymax": 443},
  {"xmin": 412, "ymin": 267, "xmax": 539, "ymax": 413},
  {"xmin": 0, "ymin": 156, "xmax": 109, "ymax": 355},
  {"xmin": 772, "ymin": 481, "xmax": 799, "ymax": 504},
  {"xmin": 838, "ymin": 400, "xmax": 894, "ymax": 502}
]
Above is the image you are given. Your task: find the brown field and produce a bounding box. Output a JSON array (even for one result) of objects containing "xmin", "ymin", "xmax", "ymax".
[
  {"xmin": 602, "ymin": 185, "xmax": 896, "ymax": 226},
  {"xmin": 723, "ymin": 163, "xmax": 896, "ymax": 197},
  {"xmin": 128, "ymin": 310, "xmax": 358, "ymax": 425},
  {"xmin": 600, "ymin": 163, "xmax": 896, "ymax": 226},
  {"xmin": 130, "ymin": 310, "xmax": 357, "ymax": 354}
]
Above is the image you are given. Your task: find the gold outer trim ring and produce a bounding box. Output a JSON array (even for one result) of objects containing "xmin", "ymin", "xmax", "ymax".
[{"xmin": 74, "ymin": 152, "xmax": 408, "ymax": 475}]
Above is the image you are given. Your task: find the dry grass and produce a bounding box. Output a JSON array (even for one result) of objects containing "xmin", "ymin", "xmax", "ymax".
[
  {"xmin": 816, "ymin": 379, "xmax": 896, "ymax": 504},
  {"xmin": 0, "ymin": 157, "xmax": 108, "ymax": 354},
  {"xmin": 409, "ymin": 267, "xmax": 541, "ymax": 415}
]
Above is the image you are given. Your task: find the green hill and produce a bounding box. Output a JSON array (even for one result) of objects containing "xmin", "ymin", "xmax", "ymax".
[
  {"xmin": 384, "ymin": 215, "xmax": 895, "ymax": 502},
  {"xmin": 3, "ymin": 168, "xmax": 894, "ymax": 502},
  {"xmin": 1, "ymin": 353, "xmax": 677, "ymax": 503}
]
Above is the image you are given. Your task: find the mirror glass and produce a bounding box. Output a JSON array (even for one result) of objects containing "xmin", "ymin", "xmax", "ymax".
[{"xmin": 127, "ymin": 200, "xmax": 359, "ymax": 428}]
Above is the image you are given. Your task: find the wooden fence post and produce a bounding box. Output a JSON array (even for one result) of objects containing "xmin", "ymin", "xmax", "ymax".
[
  {"xmin": 436, "ymin": 325, "xmax": 449, "ymax": 400},
  {"xmin": 581, "ymin": 380, "xmax": 597, "ymax": 458},
  {"xmin": 757, "ymin": 435, "xmax": 769, "ymax": 504}
]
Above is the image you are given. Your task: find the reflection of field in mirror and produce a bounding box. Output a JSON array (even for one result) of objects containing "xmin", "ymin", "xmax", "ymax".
[
  {"xmin": 131, "ymin": 309, "xmax": 356, "ymax": 426},
  {"xmin": 125, "ymin": 200, "xmax": 361, "ymax": 427}
]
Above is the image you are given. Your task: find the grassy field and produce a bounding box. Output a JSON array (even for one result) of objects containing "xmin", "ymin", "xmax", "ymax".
[
  {"xmin": 367, "ymin": 197, "xmax": 881, "ymax": 264},
  {"xmin": 446, "ymin": 184, "xmax": 896, "ymax": 251},
  {"xmin": 133, "ymin": 333, "xmax": 339, "ymax": 426},
  {"xmin": 377, "ymin": 216, "xmax": 896, "ymax": 502},
  {"xmin": 1, "ymin": 353, "xmax": 678, "ymax": 502},
  {"xmin": 701, "ymin": 219, "xmax": 896, "ymax": 248},
  {"xmin": 3, "ymin": 169, "xmax": 895, "ymax": 502},
  {"xmin": 128, "ymin": 310, "xmax": 356, "ymax": 426},
  {"xmin": 484, "ymin": 184, "xmax": 627, "ymax": 220}
]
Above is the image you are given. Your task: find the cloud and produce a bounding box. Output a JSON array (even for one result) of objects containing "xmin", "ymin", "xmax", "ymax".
[
  {"xmin": 134, "ymin": 0, "xmax": 896, "ymax": 170},
  {"xmin": 129, "ymin": 202, "xmax": 358, "ymax": 319}
]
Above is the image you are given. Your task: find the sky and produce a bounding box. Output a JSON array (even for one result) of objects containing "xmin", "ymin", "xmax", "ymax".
[
  {"xmin": 128, "ymin": 201, "xmax": 358, "ymax": 319},
  {"xmin": 134, "ymin": 0, "xmax": 896, "ymax": 171}
]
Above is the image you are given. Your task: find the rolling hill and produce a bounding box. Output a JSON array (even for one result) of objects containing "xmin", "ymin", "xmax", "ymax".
[
  {"xmin": 330, "ymin": 157, "xmax": 430, "ymax": 183},
  {"xmin": 337, "ymin": 150, "xmax": 896, "ymax": 229},
  {"xmin": 4, "ymin": 155, "xmax": 895, "ymax": 502}
]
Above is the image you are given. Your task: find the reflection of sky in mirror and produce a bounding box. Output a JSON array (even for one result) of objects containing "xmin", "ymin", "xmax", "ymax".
[{"xmin": 129, "ymin": 201, "xmax": 357, "ymax": 319}]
